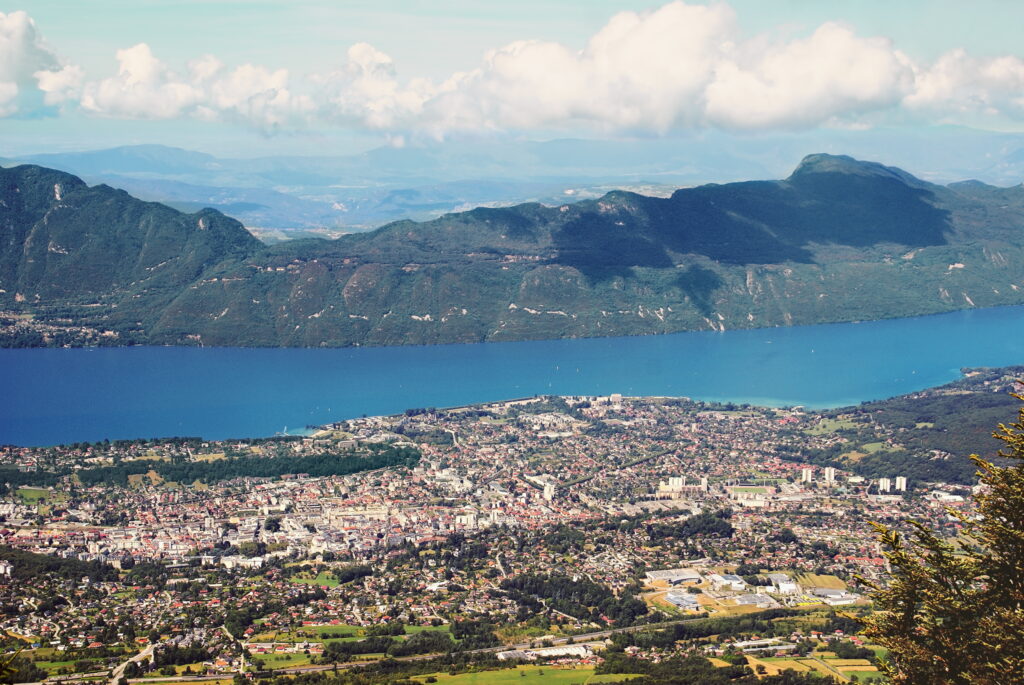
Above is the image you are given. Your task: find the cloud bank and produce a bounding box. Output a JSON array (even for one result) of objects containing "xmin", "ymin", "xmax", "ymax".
[
  {"xmin": 5, "ymin": 3, "xmax": 1024, "ymax": 136},
  {"xmin": 0, "ymin": 10, "xmax": 80, "ymax": 116}
]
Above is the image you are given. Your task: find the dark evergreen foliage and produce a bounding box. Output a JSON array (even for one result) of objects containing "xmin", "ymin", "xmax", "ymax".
[
  {"xmin": 500, "ymin": 573, "xmax": 649, "ymax": 626},
  {"xmin": 0, "ymin": 545, "xmax": 117, "ymax": 582}
]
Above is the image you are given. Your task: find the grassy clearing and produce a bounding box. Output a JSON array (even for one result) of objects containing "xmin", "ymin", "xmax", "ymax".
[
  {"xmin": 866, "ymin": 645, "xmax": 889, "ymax": 660},
  {"xmin": 412, "ymin": 665, "xmax": 641, "ymax": 684},
  {"xmin": 804, "ymin": 418, "xmax": 856, "ymax": 435},
  {"xmin": 126, "ymin": 470, "xmax": 165, "ymax": 487},
  {"xmin": 758, "ymin": 658, "xmax": 810, "ymax": 673},
  {"xmin": 496, "ymin": 625, "xmax": 562, "ymax": 643},
  {"xmin": 406, "ymin": 624, "xmax": 452, "ymax": 635},
  {"xmin": 125, "ymin": 454, "xmax": 170, "ymax": 462},
  {"xmin": 797, "ymin": 573, "xmax": 847, "ymax": 591},
  {"xmin": 302, "ymin": 624, "xmax": 362, "ymax": 636},
  {"xmin": 796, "ymin": 655, "xmax": 885, "ymax": 682},
  {"xmin": 35, "ymin": 659, "xmax": 86, "ymax": 675},
  {"xmin": 16, "ymin": 487, "xmax": 51, "ymax": 504},
  {"xmin": 252, "ymin": 623, "xmax": 449, "ymax": 646},
  {"xmin": 166, "ymin": 661, "xmax": 210, "ymax": 676},
  {"xmin": 838, "ymin": 669, "xmax": 883, "ymax": 681},
  {"xmin": 290, "ymin": 571, "xmax": 339, "ymax": 588},
  {"xmin": 194, "ymin": 452, "xmax": 226, "ymax": 462},
  {"xmin": 257, "ymin": 652, "xmax": 312, "ymax": 668},
  {"xmin": 800, "ymin": 659, "xmax": 842, "ymax": 678}
]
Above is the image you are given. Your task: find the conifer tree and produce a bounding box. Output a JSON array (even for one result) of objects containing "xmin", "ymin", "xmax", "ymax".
[{"xmin": 861, "ymin": 392, "xmax": 1024, "ymax": 684}]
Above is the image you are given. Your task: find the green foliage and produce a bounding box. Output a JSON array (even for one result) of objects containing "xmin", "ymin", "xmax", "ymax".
[
  {"xmin": 2, "ymin": 444, "xmax": 418, "ymax": 490},
  {"xmin": 790, "ymin": 368, "xmax": 1024, "ymax": 484},
  {"xmin": 0, "ymin": 654, "xmax": 47, "ymax": 685},
  {"xmin": 8, "ymin": 156, "xmax": 1024, "ymax": 349},
  {"xmin": 609, "ymin": 609, "xmax": 805, "ymax": 651},
  {"xmin": 598, "ymin": 652, "xmax": 834, "ymax": 684},
  {"xmin": 334, "ymin": 564, "xmax": 372, "ymax": 585},
  {"xmin": 646, "ymin": 511, "xmax": 734, "ymax": 541},
  {"xmin": 152, "ymin": 645, "xmax": 211, "ymax": 668},
  {"xmin": 450, "ymin": 618, "xmax": 499, "ymax": 650},
  {"xmin": 321, "ymin": 636, "xmax": 396, "ymax": 660},
  {"xmin": 0, "ymin": 545, "xmax": 117, "ymax": 582},
  {"xmin": 73, "ymin": 444, "xmax": 418, "ymax": 487},
  {"xmin": 385, "ymin": 630, "xmax": 454, "ymax": 657},
  {"xmin": 501, "ymin": 573, "xmax": 649, "ymax": 626},
  {"xmin": 861, "ymin": 391, "xmax": 1024, "ymax": 683},
  {"xmin": 0, "ymin": 164, "xmax": 258, "ymax": 317},
  {"xmin": 365, "ymin": 622, "xmax": 405, "ymax": 637}
]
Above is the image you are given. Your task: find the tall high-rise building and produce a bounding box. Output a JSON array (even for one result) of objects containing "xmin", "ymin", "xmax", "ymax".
[
  {"xmin": 801, "ymin": 467, "xmax": 813, "ymax": 483},
  {"xmin": 543, "ymin": 483, "xmax": 556, "ymax": 501},
  {"xmin": 895, "ymin": 476, "xmax": 907, "ymax": 492},
  {"xmin": 824, "ymin": 467, "xmax": 836, "ymax": 484},
  {"xmin": 879, "ymin": 478, "xmax": 892, "ymax": 493},
  {"xmin": 659, "ymin": 476, "xmax": 686, "ymax": 495}
]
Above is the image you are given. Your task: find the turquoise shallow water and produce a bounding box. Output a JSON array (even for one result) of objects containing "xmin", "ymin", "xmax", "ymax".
[{"xmin": 3, "ymin": 305, "xmax": 1024, "ymax": 446}]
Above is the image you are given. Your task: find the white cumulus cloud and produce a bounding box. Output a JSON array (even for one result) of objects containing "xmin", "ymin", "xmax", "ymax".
[
  {"xmin": 8, "ymin": 2, "xmax": 1024, "ymax": 136},
  {"xmin": 904, "ymin": 48, "xmax": 1024, "ymax": 118},
  {"xmin": 79, "ymin": 43, "xmax": 311, "ymax": 129},
  {"xmin": 0, "ymin": 10, "xmax": 80, "ymax": 115},
  {"xmin": 81, "ymin": 43, "xmax": 203, "ymax": 119},
  {"xmin": 315, "ymin": 3, "xmax": 924, "ymax": 136},
  {"xmin": 34, "ymin": 64, "xmax": 85, "ymax": 106},
  {"xmin": 705, "ymin": 23, "xmax": 914, "ymax": 130},
  {"xmin": 315, "ymin": 42, "xmax": 433, "ymax": 130},
  {"xmin": 341, "ymin": 2, "xmax": 738, "ymax": 135}
]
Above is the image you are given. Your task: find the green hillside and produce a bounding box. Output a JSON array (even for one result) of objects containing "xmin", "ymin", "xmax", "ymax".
[{"xmin": 3, "ymin": 154, "xmax": 1024, "ymax": 347}]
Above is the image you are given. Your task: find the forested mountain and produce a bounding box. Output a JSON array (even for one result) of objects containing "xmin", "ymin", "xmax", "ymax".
[
  {"xmin": 3, "ymin": 154, "xmax": 1024, "ymax": 348},
  {"xmin": 0, "ymin": 164, "xmax": 259, "ymax": 307}
]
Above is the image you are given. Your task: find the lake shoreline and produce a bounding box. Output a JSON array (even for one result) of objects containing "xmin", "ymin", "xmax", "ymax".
[{"xmin": 3, "ymin": 305, "xmax": 1023, "ymax": 446}]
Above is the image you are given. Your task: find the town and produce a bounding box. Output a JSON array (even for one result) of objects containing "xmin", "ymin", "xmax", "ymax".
[{"xmin": 2, "ymin": 370, "xmax": 1014, "ymax": 684}]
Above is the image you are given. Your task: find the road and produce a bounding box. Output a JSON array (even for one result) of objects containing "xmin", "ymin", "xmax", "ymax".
[
  {"xmin": 109, "ymin": 616, "xmax": 711, "ymax": 683},
  {"xmin": 110, "ymin": 643, "xmax": 155, "ymax": 684}
]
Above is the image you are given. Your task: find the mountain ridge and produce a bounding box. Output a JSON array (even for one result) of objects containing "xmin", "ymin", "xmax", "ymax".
[{"xmin": 2, "ymin": 154, "xmax": 1024, "ymax": 348}]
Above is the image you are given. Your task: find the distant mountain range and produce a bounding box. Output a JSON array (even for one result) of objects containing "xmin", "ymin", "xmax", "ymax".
[
  {"xmin": 5, "ymin": 125, "xmax": 1024, "ymax": 233},
  {"xmin": 3, "ymin": 153, "xmax": 1024, "ymax": 348}
]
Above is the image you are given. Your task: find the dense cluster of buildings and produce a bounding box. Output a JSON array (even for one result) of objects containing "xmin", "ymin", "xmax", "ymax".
[{"xmin": 0, "ymin": 390, "xmax": 981, "ymax": 682}]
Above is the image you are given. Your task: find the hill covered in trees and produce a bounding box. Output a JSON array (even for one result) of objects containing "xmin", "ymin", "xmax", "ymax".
[
  {"xmin": 4, "ymin": 154, "xmax": 1024, "ymax": 348},
  {"xmin": 789, "ymin": 367, "xmax": 1024, "ymax": 484}
]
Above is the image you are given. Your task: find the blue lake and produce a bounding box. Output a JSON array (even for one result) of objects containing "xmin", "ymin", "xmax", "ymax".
[{"xmin": 3, "ymin": 305, "xmax": 1024, "ymax": 446}]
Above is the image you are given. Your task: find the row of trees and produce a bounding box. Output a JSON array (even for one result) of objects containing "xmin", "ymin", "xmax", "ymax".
[{"xmin": 71, "ymin": 444, "xmax": 419, "ymax": 486}]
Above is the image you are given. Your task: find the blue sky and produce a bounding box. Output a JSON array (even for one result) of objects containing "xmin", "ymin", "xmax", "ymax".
[
  {"xmin": 4, "ymin": 1, "xmax": 1024, "ymax": 155},
  {"xmin": 26, "ymin": 1, "xmax": 1024, "ymax": 72}
]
